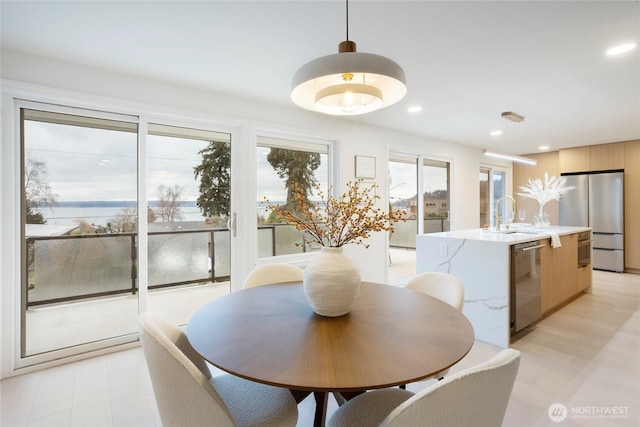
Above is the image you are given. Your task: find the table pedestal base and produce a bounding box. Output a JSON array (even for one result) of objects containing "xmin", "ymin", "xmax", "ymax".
[{"xmin": 313, "ymin": 392, "xmax": 329, "ymax": 427}]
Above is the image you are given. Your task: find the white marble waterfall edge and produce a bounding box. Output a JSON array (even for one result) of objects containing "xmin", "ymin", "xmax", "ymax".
[{"xmin": 416, "ymin": 236, "xmax": 511, "ymax": 348}]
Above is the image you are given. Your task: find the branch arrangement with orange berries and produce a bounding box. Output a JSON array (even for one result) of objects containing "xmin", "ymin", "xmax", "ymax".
[{"xmin": 264, "ymin": 180, "xmax": 406, "ymax": 248}]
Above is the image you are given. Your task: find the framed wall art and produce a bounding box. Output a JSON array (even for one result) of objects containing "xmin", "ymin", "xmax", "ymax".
[{"xmin": 355, "ymin": 155, "xmax": 376, "ymax": 179}]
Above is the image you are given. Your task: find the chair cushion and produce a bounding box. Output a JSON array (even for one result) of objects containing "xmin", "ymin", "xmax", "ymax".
[
  {"xmin": 211, "ymin": 374, "xmax": 298, "ymax": 427},
  {"xmin": 327, "ymin": 389, "xmax": 414, "ymax": 427}
]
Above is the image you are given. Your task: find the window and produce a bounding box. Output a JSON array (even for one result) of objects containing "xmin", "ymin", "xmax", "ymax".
[{"xmin": 256, "ymin": 136, "xmax": 330, "ymax": 258}]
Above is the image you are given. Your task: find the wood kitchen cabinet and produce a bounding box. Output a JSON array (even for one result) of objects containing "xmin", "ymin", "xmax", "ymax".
[
  {"xmin": 559, "ymin": 141, "xmax": 624, "ymax": 174},
  {"xmin": 591, "ymin": 142, "xmax": 625, "ymax": 171},
  {"xmin": 559, "ymin": 146, "xmax": 590, "ymax": 173},
  {"xmin": 541, "ymin": 233, "xmax": 578, "ymax": 311},
  {"xmin": 513, "ymin": 151, "xmax": 560, "ymax": 224},
  {"xmin": 519, "ymin": 139, "xmax": 639, "ymax": 275},
  {"xmin": 625, "ymin": 140, "xmax": 640, "ymax": 273},
  {"xmin": 577, "ymin": 264, "xmax": 592, "ymax": 292}
]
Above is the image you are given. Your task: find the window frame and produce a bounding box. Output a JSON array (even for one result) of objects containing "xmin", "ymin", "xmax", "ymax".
[{"xmin": 252, "ymin": 129, "xmax": 337, "ymax": 269}]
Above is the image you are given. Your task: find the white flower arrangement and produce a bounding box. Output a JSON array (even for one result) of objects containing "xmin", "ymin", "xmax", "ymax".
[{"xmin": 517, "ymin": 172, "xmax": 574, "ymax": 215}]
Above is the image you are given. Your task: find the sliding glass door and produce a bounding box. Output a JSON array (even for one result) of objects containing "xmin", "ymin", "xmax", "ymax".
[
  {"xmin": 479, "ymin": 167, "xmax": 507, "ymax": 228},
  {"xmin": 146, "ymin": 124, "xmax": 232, "ymax": 325},
  {"xmin": 18, "ymin": 102, "xmax": 235, "ymax": 365},
  {"xmin": 388, "ymin": 153, "xmax": 450, "ymax": 282},
  {"xmin": 21, "ymin": 105, "xmax": 140, "ymax": 357}
]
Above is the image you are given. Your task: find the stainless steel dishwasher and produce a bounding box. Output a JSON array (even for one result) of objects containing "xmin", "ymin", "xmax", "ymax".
[{"xmin": 510, "ymin": 241, "xmax": 544, "ymax": 335}]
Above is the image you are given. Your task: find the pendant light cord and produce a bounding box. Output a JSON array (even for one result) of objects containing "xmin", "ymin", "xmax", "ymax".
[{"xmin": 346, "ymin": 0, "xmax": 349, "ymax": 41}]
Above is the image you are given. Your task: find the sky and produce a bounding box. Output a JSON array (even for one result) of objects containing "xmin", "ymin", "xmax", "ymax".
[
  {"xmin": 388, "ymin": 159, "xmax": 449, "ymax": 201},
  {"xmin": 25, "ymin": 120, "xmax": 294, "ymax": 203},
  {"xmin": 25, "ymin": 118, "xmax": 446, "ymax": 207}
]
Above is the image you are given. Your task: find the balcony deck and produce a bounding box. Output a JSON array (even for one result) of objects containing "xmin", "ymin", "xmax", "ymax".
[{"xmin": 24, "ymin": 248, "xmax": 416, "ymax": 356}]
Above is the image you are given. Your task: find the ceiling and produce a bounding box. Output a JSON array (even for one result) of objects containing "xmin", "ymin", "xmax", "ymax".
[{"xmin": 2, "ymin": 1, "xmax": 639, "ymax": 155}]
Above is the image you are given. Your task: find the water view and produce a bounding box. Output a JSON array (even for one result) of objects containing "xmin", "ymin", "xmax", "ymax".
[{"xmin": 42, "ymin": 201, "xmax": 206, "ymax": 227}]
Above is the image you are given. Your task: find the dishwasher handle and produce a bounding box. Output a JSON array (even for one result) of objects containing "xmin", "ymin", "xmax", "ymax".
[{"xmin": 517, "ymin": 244, "xmax": 545, "ymax": 253}]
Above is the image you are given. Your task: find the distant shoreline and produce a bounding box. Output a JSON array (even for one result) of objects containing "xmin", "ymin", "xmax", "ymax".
[
  {"xmin": 54, "ymin": 201, "xmax": 198, "ymax": 208},
  {"xmin": 53, "ymin": 200, "xmax": 284, "ymax": 208}
]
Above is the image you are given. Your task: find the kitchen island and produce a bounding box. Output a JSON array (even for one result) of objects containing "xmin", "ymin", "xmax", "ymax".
[{"xmin": 416, "ymin": 226, "xmax": 592, "ymax": 348}]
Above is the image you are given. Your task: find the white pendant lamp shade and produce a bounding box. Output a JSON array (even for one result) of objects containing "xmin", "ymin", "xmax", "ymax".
[{"xmin": 291, "ymin": 41, "xmax": 407, "ymax": 115}]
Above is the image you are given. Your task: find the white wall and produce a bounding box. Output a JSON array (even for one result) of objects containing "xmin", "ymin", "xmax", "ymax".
[{"xmin": 1, "ymin": 49, "xmax": 510, "ymax": 375}]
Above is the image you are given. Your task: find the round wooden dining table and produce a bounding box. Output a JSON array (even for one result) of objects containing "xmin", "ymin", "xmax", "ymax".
[{"xmin": 188, "ymin": 282, "xmax": 475, "ymax": 427}]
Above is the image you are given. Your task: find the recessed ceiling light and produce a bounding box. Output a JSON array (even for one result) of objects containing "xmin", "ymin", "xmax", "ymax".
[
  {"xmin": 606, "ymin": 42, "xmax": 637, "ymax": 56},
  {"xmin": 490, "ymin": 130, "xmax": 503, "ymax": 136},
  {"xmin": 538, "ymin": 145, "xmax": 550, "ymax": 151},
  {"xmin": 408, "ymin": 106, "xmax": 422, "ymax": 113}
]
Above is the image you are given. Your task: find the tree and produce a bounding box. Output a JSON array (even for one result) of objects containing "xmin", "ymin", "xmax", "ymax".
[
  {"xmin": 147, "ymin": 207, "xmax": 156, "ymax": 224},
  {"xmin": 108, "ymin": 207, "xmax": 138, "ymax": 233},
  {"xmin": 193, "ymin": 141, "xmax": 230, "ymax": 220},
  {"xmin": 267, "ymin": 148, "xmax": 320, "ymax": 213},
  {"xmin": 154, "ymin": 185, "xmax": 184, "ymax": 222},
  {"xmin": 107, "ymin": 207, "xmax": 156, "ymax": 233},
  {"xmin": 25, "ymin": 156, "xmax": 57, "ymax": 224}
]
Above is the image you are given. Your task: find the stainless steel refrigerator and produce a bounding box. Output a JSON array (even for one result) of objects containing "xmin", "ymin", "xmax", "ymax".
[{"xmin": 559, "ymin": 171, "xmax": 624, "ymax": 272}]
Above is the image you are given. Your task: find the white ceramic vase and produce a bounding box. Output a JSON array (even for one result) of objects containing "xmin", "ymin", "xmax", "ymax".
[{"xmin": 303, "ymin": 246, "xmax": 361, "ymax": 317}]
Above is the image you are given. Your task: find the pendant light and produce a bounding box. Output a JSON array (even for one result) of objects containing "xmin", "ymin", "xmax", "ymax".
[
  {"xmin": 483, "ymin": 150, "xmax": 537, "ymax": 165},
  {"xmin": 483, "ymin": 111, "xmax": 537, "ymax": 165},
  {"xmin": 291, "ymin": 0, "xmax": 407, "ymax": 115}
]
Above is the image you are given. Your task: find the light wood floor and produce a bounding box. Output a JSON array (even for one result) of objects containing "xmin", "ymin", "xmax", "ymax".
[{"xmin": 1, "ymin": 270, "xmax": 638, "ymax": 426}]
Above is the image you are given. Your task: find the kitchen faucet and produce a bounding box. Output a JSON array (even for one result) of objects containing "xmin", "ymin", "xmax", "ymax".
[{"xmin": 495, "ymin": 195, "xmax": 517, "ymax": 231}]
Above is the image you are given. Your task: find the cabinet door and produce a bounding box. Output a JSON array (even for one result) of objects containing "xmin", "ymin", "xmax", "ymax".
[
  {"xmin": 625, "ymin": 140, "xmax": 640, "ymax": 271},
  {"xmin": 537, "ymin": 152, "xmax": 560, "ymax": 224},
  {"xmin": 513, "ymin": 161, "xmax": 539, "ymax": 223},
  {"xmin": 577, "ymin": 264, "xmax": 592, "ymax": 292},
  {"xmin": 552, "ymin": 234, "xmax": 578, "ymax": 305},
  {"xmin": 591, "ymin": 142, "xmax": 624, "ymax": 171},
  {"xmin": 559, "ymin": 147, "xmax": 590, "ymax": 173}
]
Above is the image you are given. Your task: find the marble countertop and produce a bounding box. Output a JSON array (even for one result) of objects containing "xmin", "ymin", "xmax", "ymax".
[{"xmin": 421, "ymin": 226, "xmax": 591, "ymax": 245}]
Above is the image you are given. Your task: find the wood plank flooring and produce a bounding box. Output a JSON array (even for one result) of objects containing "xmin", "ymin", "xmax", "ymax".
[{"xmin": 1, "ymin": 270, "xmax": 638, "ymax": 426}]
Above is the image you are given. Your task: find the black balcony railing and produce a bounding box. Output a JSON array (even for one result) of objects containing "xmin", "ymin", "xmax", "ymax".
[
  {"xmin": 25, "ymin": 227, "xmax": 231, "ymax": 308},
  {"xmin": 25, "ymin": 223, "xmax": 317, "ymax": 308},
  {"xmin": 25, "ymin": 219, "xmax": 442, "ymax": 308}
]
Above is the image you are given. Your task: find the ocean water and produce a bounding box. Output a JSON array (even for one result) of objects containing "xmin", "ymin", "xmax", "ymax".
[
  {"xmin": 39, "ymin": 201, "xmax": 276, "ymax": 227},
  {"xmin": 42, "ymin": 206, "xmax": 206, "ymax": 227}
]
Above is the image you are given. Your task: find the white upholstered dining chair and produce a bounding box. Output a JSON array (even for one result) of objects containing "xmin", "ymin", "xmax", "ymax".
[
  {"xmin": 402, "ymin": 271, "xmax": 465, "ymax": 311},
  {"xmin": 241, "ymin": 263, "xmax": 313, "ymax": 404},
  {"xmin": 138, "ymin": 312, "xmax": 298, "ymax": 427},
  {"xmin": 242, "ymin": 263, "xmax": 304, "ymax": 289},
  {"xmin": 328, "ymin": 348, "xmax": 521, "ymax": 427},
  {"xmin": 400, "ymin": 271, "xmax": 465, "ymax": 386}
]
